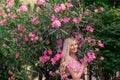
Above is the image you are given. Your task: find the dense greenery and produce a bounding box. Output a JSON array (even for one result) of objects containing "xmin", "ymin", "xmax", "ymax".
[
  {"xmin": 0, "ymin": 0, "xmax": 120, "ymax": 80},
  {"xmin": 93, "ymin": 9, "xmax": 120, "ymax": 79}
]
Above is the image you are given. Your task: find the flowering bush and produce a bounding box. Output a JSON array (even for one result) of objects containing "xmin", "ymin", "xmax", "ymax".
[{"xmin": 0, "ymin": 0, "xmax": 105, "ymax": 80}]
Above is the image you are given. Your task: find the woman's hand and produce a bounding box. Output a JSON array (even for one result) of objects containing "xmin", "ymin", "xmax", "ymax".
[{"xmin": 82, "ymin": 62, "xmax": 87, "ymax": 68}]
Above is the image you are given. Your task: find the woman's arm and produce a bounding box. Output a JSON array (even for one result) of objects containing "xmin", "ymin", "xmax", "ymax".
[{"xmin": 68, "ymin": 62, "xmax": 86, "ymax": 80}]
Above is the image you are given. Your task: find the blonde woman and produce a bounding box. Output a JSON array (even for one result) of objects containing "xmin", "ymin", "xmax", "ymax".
[{"xmin": 59, "ymin": 38, "xmax": 86, "ymax": 80}]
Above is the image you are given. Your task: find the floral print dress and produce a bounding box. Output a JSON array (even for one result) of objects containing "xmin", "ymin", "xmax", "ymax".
[{"xmin": 63, "ymin": 56, "xmax": 83, "ymax": 80}]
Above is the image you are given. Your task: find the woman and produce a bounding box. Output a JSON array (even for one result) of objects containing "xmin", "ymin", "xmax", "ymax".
[{"xmin": 59, "ymin": 38, "xmax": 86, "ymax": 80}]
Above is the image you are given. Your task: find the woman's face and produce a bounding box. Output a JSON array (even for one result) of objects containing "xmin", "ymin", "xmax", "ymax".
[{"xmin": 69, "ymin": 40, "xmax": 78, "ymax": 54}]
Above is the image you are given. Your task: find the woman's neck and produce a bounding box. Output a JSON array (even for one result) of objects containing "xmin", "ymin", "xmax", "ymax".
[{"xmin": 69, "ymin": 53, "xmax": 76, "ymax": 58}]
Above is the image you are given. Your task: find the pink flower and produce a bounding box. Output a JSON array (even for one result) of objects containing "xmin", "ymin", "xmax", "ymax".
[
  {"xmin": 47, "ymin": 49, "xmax": 52, "ymax": 55},
  {"xmin": 17, "ymin": 5, "xmax": 28, "ymax": 13},
  {"xmin": 94, "ymin": 9, "xmax": 99, "ymax": 13},
  {"xmin": 60, "ymin": 3, "xmax": 66, "ymax": 10},
  {"xmin": 37, "ymin": 0, "xmax": 46, "ymax": 6},
  {"xmin": 83, "ymin": 25, "xmax": 94, "ymax": 32},
  {"xmin": 8, "ymin": 70, "xmax": 13, "ymax": 75},
  {"xmin": 49, "ymin": 71, "xmax": 53, "ymax": 76},
  {"xmin": 52, "ymin": 20, "xmax": 61, "ymax": 28},
  {"xmin": 51, "ymin": 58, "xmax": 56, "ymax": 65},
  {"xmin": 73, "ymin": 18, "xmax": 80, "ymax": 23},
  {"xmin": 75, "ymin": 34, "xmax": 82, "ymax": 40},
  {"xmin": 59, "ymin": 18, "xmax": 70, "ymax": 23},
  {"xmin": 55, "ymin": 70, "xmax": 59, "ymax": 74},
  {"xmin": 36, "ymin": 7, "xmax": 41, "ymax": 12},
  {"xmin": 39, "ymin": 55, "xmax": 50, "ymax": 63},
  {"xmin": 66, "ymin": 3, "xmax": 73, "ymax": 9},
  {"xmin": 43, "ymin": 49, "xmax": 48, "ymax": 55},
  {"xmin": 0, "ymin": 19, "xmax": 6, "ymax": 25},
  {"xmin": 57, "ymin": 48, "xmax": 62, "ymax": 53},
  {"xmin": 87, "ymin": 37, "xmax": 92, "ymax": 43},
  {"xmin": 95, "ymin": 48, "xmax": 99, "ymax": 51},
  {"xmin": 83, "ymin": 55, "xmax": 88, "ymax": 62},
  {"xmin": 19, "ymin": 33, "xmax": 23, "ymax": 37},
  {"xmin": 6, "ymin": 2, "xmax": 13, "ymax": 9},
  {"xmin": 80, "ymin": 59, "xmax": 84, "ymax": 63},
  {"xmin": 51, "ymin": 53, "xmax": 62, "ymax": 65},
  {"xmin": 34, "ymin": 36, "xmax": 39, "ymax": 40},
  {"xmin": 31, "ymin": 17, "xmax": 40, "ymax": 25},
  {"xmin": 29, "ymin": 32, "xmax": 35, "ymax": 37},
  {"xmin": 0, "ymin": 8, "xmax": 4, "ymax": 16},
  {"xmin": 56, "ymin": 39, "xmax": 63, "ymax": 47},
  {"xmin": 16, "ymin": 52, "xmax": 19, "ymax": 59},
  {"xmin": 4, "ymin": 37, "xmax": 9, "ymax": 41},
  {"xmin": 8, "ymin": 12, "xmax": 16, "ymax": 19},
  {"xmin": 2, "ymin": 44, "xmax": 7, "ymax": 48},
  {"xmin": 98, "ymin": 40, "xmax": 104, "ymax": 48},
  {"xmin": 61, "ymin": 74, "xmax": 68, "ymax": 79},
  {"xmin": 51, "ymin": 15, "xmax": 58, "ymax": 21},
  {"xmin": 8, "ymin": 77, "xmax": 13, "ymax": 80},
  {"xmin": 100, "ymin": 56, "xmax": 104, "ymax": 61},
  {"xmin": 99, "ymin": 7, "xmax": 104, "ymax": 11},
  {"xmin": 18, "ymin": 24, "xmax": 23, "ymax": 31},
  {"xmin": 54, "ymin": 5, "xmax": 61, "ymax": 13},
  {"xmin": 24, "ymin": 35, "xmax": 29, "ymax": 41}
]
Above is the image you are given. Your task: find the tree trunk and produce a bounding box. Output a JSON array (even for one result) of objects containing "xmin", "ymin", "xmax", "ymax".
[
  {"xmin": 38, "ymin": 73, "xmax": 42, "ymax": 80},
  {"xmin": 98, "ymin": 66, "xmax": 105, "ymax": 80}
]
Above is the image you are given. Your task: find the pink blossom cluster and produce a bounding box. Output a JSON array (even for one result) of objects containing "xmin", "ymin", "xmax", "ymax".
[
  {"xmin": 6, "ymin": 0, "xmax": 13, "ymax": 12},
  {"xmin": 8, "ymin": 76, "xmax": 14, "ymax": 80},
  {"xmin": 61, "ymin": 73, "xmax": 68, "ymax": 80},
  {"xmin": 34, "ymin": 0, "xmax": 46, "ymax": 6},
  {"xmin": 8, "ymin": 67, "xmax": 15, "ymax": 80},
  {"xmin": 8, "ymin": 12, "xmax": 16, "ymax": 19},
  {"xmin": 2, "ymin": 43, "xmax": 7, "ymax": 48},
  {"xmin": 59, "ymin": 17, "xmax": 70, "ymax": 23},
  {"xmin": 0, "ymin": 7, "xmax": 4, "ymax": 16},
  {"xmin": 94, "ymin": 7, "xmax": 104, "ymax": 13},
  {"xmin": 74, "ymin": 33, "xmax": 83, "ymax": 40},
  {"xmin": 56, "ymin": 39, "xmax": 63, "ymax": 47},
  {"xmin": 83, "ymin": 25, "xmax": 94, "ymax": 32},
  {"xmin": 17, "ymin": 24, "xmax": 24, "ymax": 31},
  {"xmin": 28, "ymin": 32, "xmax": 39, "ymax": 41},
  {"xmin": 36, "ymin": 7, "xmax": 41, "ymax": 12},
  {"xmin": 39, "ymin": 54, "xmax": 50, "ymax": 63},
  {"xmin": 39, "ymin": 49, "xmax": 52, "ymax": 63},
  {"xmin": 73, "ymin": 17, "xmax": 81, "ymax": 24},
  {"xmin": 86, "ymin": 37, "xmax": 104, "ymax": 48},
  {"xmin": 54, "ymin": 3, "xmax": 73, "ymax": 13},
  {"xmin": 51, "ymin": 15, "xmax": 61, "ymax": 28},
  {"xmin": 51, "ymin": 53, "xmax": 62, "ymax": 65},
  {"xmin": 16, "ymin": 52, "xmax": 19, "ymax": 59},
  {"xmin": 100, "ymin": 56, "xmax": 104, "ymax": 61},
  {"xmin": 49, "ymin": 71, "xmax": 53, "ymax": 76},
  {"xmin": 84, "ymin": 7, "xmax": 104, "ymax": 15},
  {"xmin": 80, "ymin": 50, "xmax": 96, "ymax": 63},
  {"xmin": 31, "ymin": 17, "xmax": 40, "ymax": 25},
  {"xmin": 0, "ymin": 19, "xmax": 6, "ymax": 25},
  {"xmin": 49, "ymin": 69, "xmax": 60, "ymax": 76},
  {"xmin": 17, "ymin": 5, "xmax": 28, "ymax": 13},
  {"xmin": 98, "ymin": 40, "xmax": 104, "ymax": 48}
]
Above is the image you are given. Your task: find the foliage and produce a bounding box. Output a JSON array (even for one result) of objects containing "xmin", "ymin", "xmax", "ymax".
[
  {"xmin": 0, "ymin": 0, "xmax": 105, "ymax": 80},
  {"xmin": 91, "ymin": 9, "xmax": 120, "ymax": 79}
]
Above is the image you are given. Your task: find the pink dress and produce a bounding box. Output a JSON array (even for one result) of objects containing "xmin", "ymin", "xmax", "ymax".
[{"xmin": 63, "ymin": 56, "xmax": 83, "ymax": 80}]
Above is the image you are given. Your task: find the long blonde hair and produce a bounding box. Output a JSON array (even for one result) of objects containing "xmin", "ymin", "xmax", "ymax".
[{"xmin": 59, "ymin": 38, "xmax": 78, "ymax": 76}]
